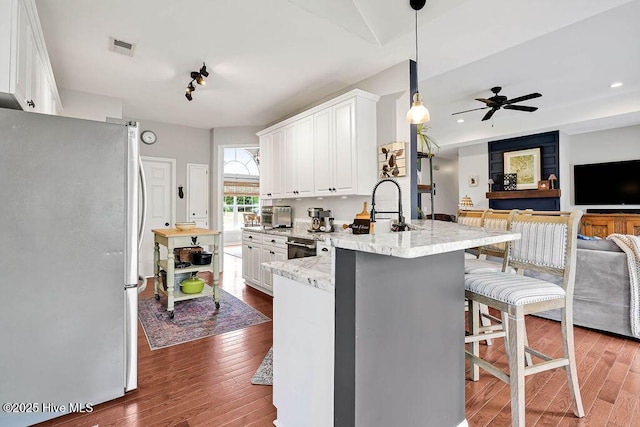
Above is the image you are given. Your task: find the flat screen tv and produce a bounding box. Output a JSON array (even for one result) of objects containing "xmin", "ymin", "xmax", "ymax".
[{"xmin": 574, "ymin": 159, "xmax": 640, "ymax": 205}]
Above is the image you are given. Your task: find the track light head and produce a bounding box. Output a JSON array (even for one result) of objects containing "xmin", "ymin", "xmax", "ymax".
[
  {"xmin": 186, "ymin": 81, "xmax": 196, "ymax": 93},
  {"xmin": 199, "ymin": 63, "xmax": 209, "ymax": 78},
  {"xmin": 190, "ymin": 71, "xmax": 205, "ymax": 85},
  {"xmin": 185, "ymin": 92, "xmax": 193, "ymax": 101}
]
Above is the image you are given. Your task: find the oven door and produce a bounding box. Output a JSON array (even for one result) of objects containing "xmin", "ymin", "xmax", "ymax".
[{"xmin": 287, "ymin": 238, "xmax": 317, "ymax": 259}]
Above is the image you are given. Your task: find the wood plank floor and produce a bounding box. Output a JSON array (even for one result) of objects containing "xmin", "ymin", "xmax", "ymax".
[{"xmin": 35, "ymin": 254, "xmax": 640, "ymax": 427}]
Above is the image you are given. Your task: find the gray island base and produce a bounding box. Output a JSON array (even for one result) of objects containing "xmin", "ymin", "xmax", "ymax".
[
  {"xmin": 264, "ymin": 221, "xmax": 519, "ymax": 427},
  {"xmin": 335, "ymin": 248, "xmax": 465, "ymax": 427}
]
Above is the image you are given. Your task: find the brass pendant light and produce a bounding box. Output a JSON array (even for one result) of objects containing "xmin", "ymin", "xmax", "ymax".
[{"xmin": 406, "ymin": 0, "xmax": 430, "ymax": 124}]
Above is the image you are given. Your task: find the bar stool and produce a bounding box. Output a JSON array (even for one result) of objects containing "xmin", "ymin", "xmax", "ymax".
[{"xmin": 465, "ymin": 210, "xmax": 584, "ymax": 427}]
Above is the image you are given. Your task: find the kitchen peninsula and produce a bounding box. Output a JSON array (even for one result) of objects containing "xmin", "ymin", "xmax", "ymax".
[{"xmin": 263, "ymin": 221, "xmax": 520, "ymax": 427}]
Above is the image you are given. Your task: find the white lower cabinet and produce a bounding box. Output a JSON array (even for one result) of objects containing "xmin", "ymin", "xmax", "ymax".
[{"xmin": 242, "ymin": 230, "xmax": 286, "ymax": 296}]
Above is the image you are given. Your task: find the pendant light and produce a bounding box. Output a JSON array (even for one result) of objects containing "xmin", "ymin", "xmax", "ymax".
[{"xmin": 406, "ymin": 0, "xmax": 430, "ymax": 124}]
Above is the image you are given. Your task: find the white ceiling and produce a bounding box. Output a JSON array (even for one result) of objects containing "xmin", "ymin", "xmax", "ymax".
[{"xmin": 35, "ymin": 0, "xmax": 640, "ymax": 148}]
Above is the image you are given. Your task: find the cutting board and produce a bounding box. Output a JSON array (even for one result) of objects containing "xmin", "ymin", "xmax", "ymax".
[{"xmin": 356, "ymin": 202, "xmax": 370, "ymax": 219}]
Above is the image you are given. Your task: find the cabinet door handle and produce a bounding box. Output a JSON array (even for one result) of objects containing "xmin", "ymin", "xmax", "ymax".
[
  {"xmin": 248, "ymin": 246, "xmax": 252, "ymax": 249},
  {"xmin": 270, "ymin": 251, "xmax": 275, "ymax": 255},
  {"xmin": 248, "ymin": 235, "xmax": 253, "ymax": 239},
  {"xmin": 26, "ymin": 99, "xmax": 35, "ymax": 108},
  {"xmin": 270, "ymin": 239, "xmax": 276, "ymax": 243},
  {"xmin": 321, "ymin": 248, "xmax": 329, "ymax": 252}
]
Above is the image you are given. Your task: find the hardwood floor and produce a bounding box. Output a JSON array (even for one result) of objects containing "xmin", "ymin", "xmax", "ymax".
[{"xmin": 35, "ymin": 254, "xmax": 640, "ymax": 427}]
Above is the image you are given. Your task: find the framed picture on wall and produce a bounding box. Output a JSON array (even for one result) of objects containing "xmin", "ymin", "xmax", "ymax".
[{"xmin": 503, "ymin": 148, "xmax": 541, "ymax": 190}]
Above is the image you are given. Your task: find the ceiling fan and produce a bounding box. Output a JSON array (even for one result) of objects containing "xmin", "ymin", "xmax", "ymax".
[{"xmin": 452, "ymin": 86, "xmax": 542, "ymax": 121}]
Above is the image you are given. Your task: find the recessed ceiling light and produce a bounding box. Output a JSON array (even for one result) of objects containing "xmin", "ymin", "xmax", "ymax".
[
  {"xmin": 457, "ymin": 118, "xmax": 464, "ymax": 123},
  {"xmin": 609, "ymin": 82, "xmax": 623, "ymax": 88}
]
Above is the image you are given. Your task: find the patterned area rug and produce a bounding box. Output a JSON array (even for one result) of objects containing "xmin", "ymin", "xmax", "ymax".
[
  {"xmin": 139, "ymin": 289, "xmax": 271, "ymax": 350},
  {"xmin": 251, "ymin": 347, "xmax": 273, "ymax": 385}
]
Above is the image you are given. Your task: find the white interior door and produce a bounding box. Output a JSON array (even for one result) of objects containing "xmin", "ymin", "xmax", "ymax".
[
  {"xmin": 140, "ymin": 157, "xmax": 175, "ymax": 278},
  {"xmin": 187, "ymin": 163, "xmax": 209, "ymax": 228}
]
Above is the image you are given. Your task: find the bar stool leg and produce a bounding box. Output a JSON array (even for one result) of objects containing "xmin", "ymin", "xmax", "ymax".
[
  {"xmin": 507, "ymin": 308, "xmax": 526, "ymax": 427},
  {"xmin": 468, "ymin": 299, "xmax": 480, "ymax": 381},
  {"xmin": 562, "ymin": 306, "xmax": 585, "ymax": 417}
]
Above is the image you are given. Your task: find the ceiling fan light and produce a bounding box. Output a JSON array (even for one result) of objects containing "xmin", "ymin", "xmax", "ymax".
[{"xmin": 406, "ymin": 92, "xmax": 430, "ymax": 124}]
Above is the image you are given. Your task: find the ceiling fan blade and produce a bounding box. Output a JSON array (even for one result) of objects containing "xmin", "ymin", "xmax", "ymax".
[
  {"xmin": 504, "ymin": 93, "xmax": 542, "ymax": 105},
  {"xmin": 451, "ymin": 106, "xmax": 490, "ymax": 115},
  {"xmin": 475, "ymin": 97, "xmax": 499, "ymax": 107},
  {"xmin": 482, "ymin": 109, "xmax": 497, "ymax": 121},
  {"xmin": 503, "ymin": 105, "xmax": 538, "ymax": 112}
]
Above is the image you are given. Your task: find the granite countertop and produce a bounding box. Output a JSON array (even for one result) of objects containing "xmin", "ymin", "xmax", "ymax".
[
  {"xmin": 242, "ymin": 223, "xmax": 339, "ymax": 241},
  {"xmin": 329, "ymin": 220, "xmax": 520, "ymax": 259},
  {"xmin": 262, "ymin": 255, "xmax": 333, "ymax": 292},
  {"xmin": 261, "ymin": 220, "xmax": 520, "ymax": 293}
]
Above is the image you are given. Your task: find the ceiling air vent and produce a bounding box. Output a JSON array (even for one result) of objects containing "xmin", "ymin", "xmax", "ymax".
[{"xmin": 109, "ymin": 37, "xmax": 136, "ymax": 57}]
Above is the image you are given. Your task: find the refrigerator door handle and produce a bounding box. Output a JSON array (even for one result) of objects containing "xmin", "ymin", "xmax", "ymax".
[
  {"xmin": 138, "ymin": 156, "xmax": 147, "ymax": 252},
  {"xmin": 124, "ymin": 286, "xmax": 138, "ymax": 391}
]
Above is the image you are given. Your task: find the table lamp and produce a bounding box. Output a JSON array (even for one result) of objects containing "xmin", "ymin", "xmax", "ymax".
[
  {"xmin": 548, "ymin": 173, "xmax": 557, "ymax": 189},
  {"xmin": 488, "ymin": 178, "xmax": 494, "ymax": 193}
]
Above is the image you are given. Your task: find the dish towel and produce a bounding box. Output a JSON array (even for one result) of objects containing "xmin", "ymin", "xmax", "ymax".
[{"xmin": 607, "ymin": 234, "xmax": 640, "ymax": 337}]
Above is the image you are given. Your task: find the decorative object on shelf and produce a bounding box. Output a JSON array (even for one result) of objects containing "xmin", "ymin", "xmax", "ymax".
[
  {"xmin": 459, "ymin": 195, "xmax": 474, "ymax": 207},
  {"xmin": 503, "ymin": 147, "xmax": 541, "ymax": 189},
  {"xmin": 538, "ymin": 180, "xmax": 550, "ymax": 190},
  {"xmin": 406, "ymin": 0, "xmax": 430, "ymax": 124},
  {"xmin": 502, "ymin": 173, "xmax": 518, "ymax": 191},
  {"xmin": 379, "ymin": 141, "xmax": 406, "ymax": 178},
  {"xmin": 488, "ymin": 178, "xmax": 494, "ymax": 192},
  {"xmin": 185, "ymin": 62, "xmax": 209, "ymax": 101},
  {"xmin": 468, "ymin": 175, "xmax": 479, "ymax": 187},
  {"xmin": 548, "ymin": 173, "xmax": 558, "ymax": 189}
]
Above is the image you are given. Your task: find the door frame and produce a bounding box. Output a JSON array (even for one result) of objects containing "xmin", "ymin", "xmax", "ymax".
[{"xmin": 140, "ymin": 156, "xmax": 176, "ymax": 278}]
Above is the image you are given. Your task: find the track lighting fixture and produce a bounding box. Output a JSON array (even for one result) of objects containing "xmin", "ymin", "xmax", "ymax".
[{"xmin": 184, "ymin": 62, "xmax": 209, "ymax": 102}]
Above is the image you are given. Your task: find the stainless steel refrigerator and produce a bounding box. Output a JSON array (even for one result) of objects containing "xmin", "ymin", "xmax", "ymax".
[{"xmin": 0, "ymin": 108, "xmax": 144, "ymax": 426}]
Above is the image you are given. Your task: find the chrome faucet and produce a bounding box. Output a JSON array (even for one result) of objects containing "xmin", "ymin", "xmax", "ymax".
[{"xmin": 370, "ymin": 178, "xmax": 406, "ymax": 231}]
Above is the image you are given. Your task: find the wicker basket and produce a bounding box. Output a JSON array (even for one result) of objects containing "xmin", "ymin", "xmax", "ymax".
[{"xmin": 173, "ymin": 246, "xmax": 202, "ymax": 262}]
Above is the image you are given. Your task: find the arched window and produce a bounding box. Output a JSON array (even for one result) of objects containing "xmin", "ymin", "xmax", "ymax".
[{"xmin": 223, "ymin": 148, "xmax": 260, "ymax": 231}]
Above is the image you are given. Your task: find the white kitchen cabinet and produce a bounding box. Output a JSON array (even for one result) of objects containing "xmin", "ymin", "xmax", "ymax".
[
  {"xmin": 241, "ymin": 230, "xmax": 287, "ymax": 296},
  {"xmin": 314, "ymin": 94, "xmax": 378, "ymax": 196},
  {"xmin": 257, "ymin": 89, "xmax": 378, "ymax": 201},
  {"xmin": 242, "ymin": 231, "xmax": 263, "ymax": 287},
  {"xmin": 260, "ymin": 234, "xmax": 288, "ymax": 294},
  {"xmin": 0, "ymin": 0, "xmax": 62, "ymax": 114},
  {"xmin": 282, "ymin": 115, "xmax": 314, "ymax": 198},
  {"xmin": 259, "ymin": 128, "xmax": 283, "ymax": 200}
]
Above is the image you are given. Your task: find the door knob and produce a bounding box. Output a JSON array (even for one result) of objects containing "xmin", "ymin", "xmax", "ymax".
[{"xmin": 165, "ymin": 222, "xmax": 169, "ymax": 226}]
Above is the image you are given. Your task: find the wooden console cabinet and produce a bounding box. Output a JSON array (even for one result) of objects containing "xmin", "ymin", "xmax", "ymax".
[{"xmin": 580, "ymin": 214, "xmax": 640, "ymax": 238}]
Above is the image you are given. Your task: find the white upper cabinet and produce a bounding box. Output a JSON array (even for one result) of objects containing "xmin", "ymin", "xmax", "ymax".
[
  {"xmin": 0, "ymin": 0, "xmax": 62, "ymax": 115},
  {"xmin": 259, "ymin": 128, "xmax": 283, "ymax": 199},
  {"xmin": 283, "ymin": 115, "xmax": 314, "ymax": 198},
  {"xmin": 258, "ymin": 89, "xmax": 379, "ymax": 200}
]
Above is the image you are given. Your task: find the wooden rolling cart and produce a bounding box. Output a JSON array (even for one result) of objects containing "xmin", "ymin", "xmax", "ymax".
[{"xmin": 152, "ymin": 228, "xmax": 220, "ymax": 319}]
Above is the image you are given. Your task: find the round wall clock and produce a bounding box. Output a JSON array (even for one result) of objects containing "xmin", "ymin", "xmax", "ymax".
[{"xmin": 141, "ymin": 130, "xmax": 157, "ymax": 145}]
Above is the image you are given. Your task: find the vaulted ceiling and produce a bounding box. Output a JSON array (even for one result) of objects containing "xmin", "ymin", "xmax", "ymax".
[{"xmin": 35, "ymin": 0, "xmax": 640, "ymax": 147}]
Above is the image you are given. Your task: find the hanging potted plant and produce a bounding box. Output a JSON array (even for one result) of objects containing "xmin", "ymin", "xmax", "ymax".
[{"xmin": 416, "ymin": 123, "xmax": 439, "ymax": 159}]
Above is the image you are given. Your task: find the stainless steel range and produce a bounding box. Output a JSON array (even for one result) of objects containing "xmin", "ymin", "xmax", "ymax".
[{"xmin": 286, "ymin": 236, "xmax": 317, "ymax": 259}]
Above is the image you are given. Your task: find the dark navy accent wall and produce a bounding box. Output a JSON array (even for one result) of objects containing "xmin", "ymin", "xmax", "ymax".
[{"xmin": 488, "ymin": 131, "xmax": 560, "ymax": 211}]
